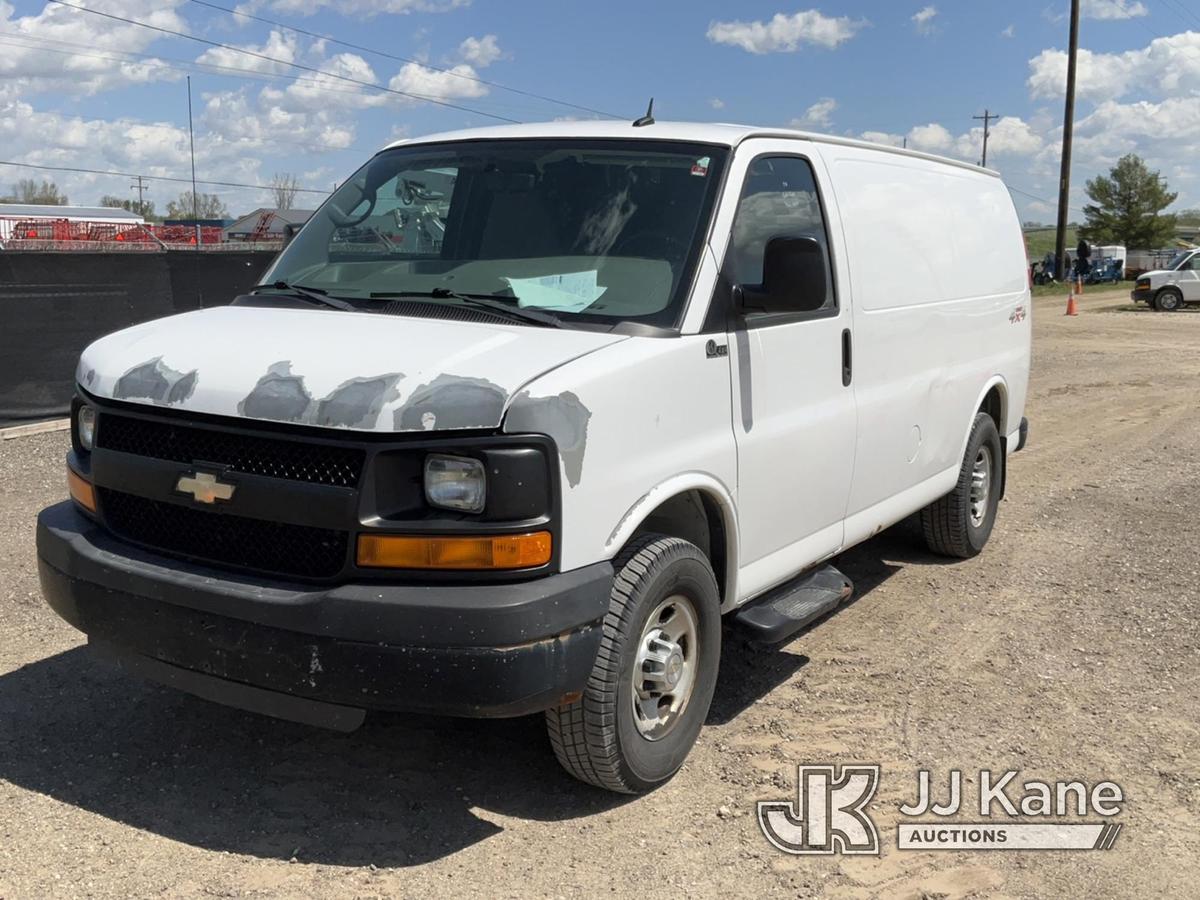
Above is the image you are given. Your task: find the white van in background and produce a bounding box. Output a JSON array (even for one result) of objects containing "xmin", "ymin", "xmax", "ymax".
[{"xmin": 39, "ymin": 121, "xmax": 1031, "ymax": 794}]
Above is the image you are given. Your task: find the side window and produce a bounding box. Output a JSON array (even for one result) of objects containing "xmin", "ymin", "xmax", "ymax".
[
  {"xmin": 1184, "ymin": 255, "xmax": 1198, "ymax": 271},
  {"xmin": 727, "ymin": 156, "xmax": 834, "ymax": 311}
]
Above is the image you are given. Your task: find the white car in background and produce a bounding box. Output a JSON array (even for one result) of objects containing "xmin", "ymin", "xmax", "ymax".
[{"xmin": 1132, "ymin": 248, "xmax": 1200, "ymax": 311}]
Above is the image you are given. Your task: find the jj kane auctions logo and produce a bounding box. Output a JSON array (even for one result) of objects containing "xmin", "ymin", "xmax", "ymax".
[{"xmin": 759, "ymin": 766, "xmax": 1124, "ymax": 854}]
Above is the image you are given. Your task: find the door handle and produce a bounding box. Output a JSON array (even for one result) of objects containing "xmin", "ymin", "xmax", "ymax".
[{"xmin": 841, "ymin": 328, "xmax": 852, "ymax": 387}]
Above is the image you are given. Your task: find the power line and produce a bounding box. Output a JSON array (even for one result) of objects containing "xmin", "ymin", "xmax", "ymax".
[
  {"xmin": 0, "ymin": 31, "xmax": 582, "ymax": 123},
  {"xmin": 45, "ymin": 0, "xmax": 522, "ymax": 123},
  {"xmin": 187, "ymin": 0, "xmax": 623, "ymax": 120},
  {"xmin": 0, "ymin": 159, "xmax": 330, "ymax": 195}
]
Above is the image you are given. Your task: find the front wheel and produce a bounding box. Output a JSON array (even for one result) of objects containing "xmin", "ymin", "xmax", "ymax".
[
  {"xmin": 921, "ymin": 412, "xmax": 1003, "ymax": 558},
  {"xmin": 1154, "ymin": 288, "xmax": 1183, "ymax": 312},
  {"xmin": 546, "ymin": 534, "xmax": 721, "ymax": 793}
]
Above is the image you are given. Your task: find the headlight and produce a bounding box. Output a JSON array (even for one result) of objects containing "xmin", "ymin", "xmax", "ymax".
[
  {"xmin": 424, "ymin": 454, "xmax": 486, "ymax": 513},
  {"xmin": 77, "ymin": 405, "xmax": 97, "ymax": 451}
]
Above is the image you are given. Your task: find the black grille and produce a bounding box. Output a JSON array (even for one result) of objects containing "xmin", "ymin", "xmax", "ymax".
[
  {"xmin": 98, "ymin": 488, "xmax": 348, "ymax": 579},
  {"xmin": 97, "ymin": 414, "xmax": 364, "ymax": 488}
]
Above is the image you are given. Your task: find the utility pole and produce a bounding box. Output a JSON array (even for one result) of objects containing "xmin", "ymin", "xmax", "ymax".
[
  {"xmin": 1054, "ymin": 0, "xmax": 1080, "ymax": 280},
  {"xmin": 130, "ymin": 175, "xmax": 149, "ymax": 211},
  {"xmin": 187, "ymin": 75, "xmax": 201, "ymax": 248},
  {"xmin": 973, "ymin": 109, "xmax": 999, "ymax": 168}
]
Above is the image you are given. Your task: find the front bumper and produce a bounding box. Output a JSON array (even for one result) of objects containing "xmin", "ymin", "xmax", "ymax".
[
  {"xmin": 37, "ymin": 501, "xmax": 612, "ymax": 724},
  {"xmin": 1131, "ymin": 287, "xmax": 1153, "ymax": 304}
]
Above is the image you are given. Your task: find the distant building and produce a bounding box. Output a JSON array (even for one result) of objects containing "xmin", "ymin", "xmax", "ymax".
[
  {"xmin": 222, "ymin": 208, "xmax": 314, "ymax": 242},
  {"xmin": 0, "ymin": 203, "xmax": 143, "ymax": 241}
]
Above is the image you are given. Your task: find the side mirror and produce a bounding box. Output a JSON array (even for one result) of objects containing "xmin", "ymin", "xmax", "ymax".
[
  {"xmin": 281, "ymin": 223, "xmax": 300, "ymax": 248},
  {"xmin": 738, "ymin": 236, "xmax": 829, "ymax": 315}
]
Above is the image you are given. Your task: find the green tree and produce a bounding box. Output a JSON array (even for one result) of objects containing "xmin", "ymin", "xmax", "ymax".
[
  {"xmin": 99, "ymin": 195, "xmax": 160, "ymax": 222},
  {"xmin": 1080, "ymin": 154, "xmax": 1177, "ymax": 249},
  {"xmin": 165, "ymin": 191, "xmax": 228, "ymax": 220},
  {"xmin": 2, "ymin": 178, "xmax": 68, "ymax": 205}
]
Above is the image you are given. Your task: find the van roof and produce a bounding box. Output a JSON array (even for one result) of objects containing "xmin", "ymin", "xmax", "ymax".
[{"xmin": 382, "ymin": 120, "xmax": 1001, "ymax": 178}]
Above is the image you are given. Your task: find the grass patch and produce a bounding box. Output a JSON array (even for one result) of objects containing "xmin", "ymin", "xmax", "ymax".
[{"xmin": 1024, "ymin": 227, "xmax": 1077, "ymax": 260}]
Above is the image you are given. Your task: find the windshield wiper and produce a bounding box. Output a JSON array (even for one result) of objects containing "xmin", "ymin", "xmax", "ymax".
[
  {"xmin": 251, "ymin": 281, "xmax": 358, "ymax": 312},
  {"xmin": 368, "ymin": 287, "xmax": 563, "ymax": 328}
]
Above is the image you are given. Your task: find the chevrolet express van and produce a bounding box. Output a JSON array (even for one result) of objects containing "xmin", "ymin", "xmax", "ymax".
[{"xmin": 38, "ymin": 121, "xmax": 1031, "ymax": 793}]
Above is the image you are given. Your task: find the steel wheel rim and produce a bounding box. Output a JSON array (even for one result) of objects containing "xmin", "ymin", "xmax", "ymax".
[
  {"xmin": 631, "ymin": 594, "xmax": 700, "ymax": 741},
  {"xmin": 970, "ymin": 444, "xmax": 993, "ymax": 528}
]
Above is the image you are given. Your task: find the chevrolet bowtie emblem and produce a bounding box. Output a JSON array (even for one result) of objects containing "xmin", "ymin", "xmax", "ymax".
[{"xmin": 176, "ymin": 471, "xmax": 236, "ymax": 504}]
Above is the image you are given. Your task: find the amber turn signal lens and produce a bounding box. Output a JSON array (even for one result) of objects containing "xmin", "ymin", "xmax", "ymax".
[
  {"xmin": 357, "ymin": 532, "xmax": 552, "ymax": 570},
  {"xmin": 67, "ymin": 467, "xmax": 97, "ymax": 513}
]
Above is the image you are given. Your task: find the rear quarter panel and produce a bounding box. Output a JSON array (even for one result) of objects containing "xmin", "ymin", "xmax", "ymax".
[{"xmin": 814, "ymin": 144, "xmax": 1031, "ymax": 542}]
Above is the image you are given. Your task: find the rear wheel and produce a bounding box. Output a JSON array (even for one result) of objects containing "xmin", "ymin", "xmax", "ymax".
[
  {"xmin": 1154, "ymin": 288, "xmax": 1183, "ymax": 312},
  {"xmin": 921, "ymin": 412, "xmax": 1002, "ymax": 558},
  {"xmin": 546, "ymin": 534, "xmax": 721, "ymax": 793}
]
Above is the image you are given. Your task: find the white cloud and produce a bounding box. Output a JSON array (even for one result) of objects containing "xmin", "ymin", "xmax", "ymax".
[
  {"xmin": 0, "ymin": 0, "xmax": 189, "ymax": 101},
  {"xmin": 1081, "ymin": 0, "xmax": 1148, "ymax": 20},
  {"xmin": 1001, "ymin": 24, "xmax": 1015, "ymax": 38},
  {"xmin": 710, "ymin": 97, "xmax": 726, "ymax": 110},
  {"xmin": 792, "ymin": 97, "xmax": 837, "ymax": 128},
  {"xmin": 860, "ymin": 130, "xmax": 904, "ymax": 147},
  {"xmin": 0, "ymin": 98, "xmax": 290, "ymax": 212},
  {"xmin": 706, "ymin": 9, "xmax": 867, "ymax": 53},
  {"xmin": 195, "ymin": 30, "xmax": 300, "ymax": 77},
  {"xmin": 857, "ymin": 116, "xmax": 1046, "ymax": 164},
  {"xmin": 912, "ymin": 6, "xmax": 938, "ymax": 36},
  {"xmin": 906, "ymin": 122, "xmax": 954, "ymax": 152},
  {"xmin": 1027, "ymin": 31, "xmax": 1200, "ymax": 101},
  {"xmin": 458, "ymin": 34, "xmax": 501, "ymax": 67},
  {"xmin": 388, "ymin": 62, "xmax": 487, "ymax": 102}
]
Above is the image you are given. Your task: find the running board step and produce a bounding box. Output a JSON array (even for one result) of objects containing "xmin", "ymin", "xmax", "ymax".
[{"xmin": 732, "ymin": 565, "xmax": 853, "ymax": 644}]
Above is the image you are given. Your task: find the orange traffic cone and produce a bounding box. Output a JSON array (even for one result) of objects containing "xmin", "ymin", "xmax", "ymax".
[{"xmin": 1065, "ymin": 291, "xmax": 1078, "ymax": 316}]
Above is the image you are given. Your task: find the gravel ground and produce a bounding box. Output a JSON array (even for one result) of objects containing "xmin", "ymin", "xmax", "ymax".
[{"xmin": 1, "ymin": 287, "xmax": 1198, "ymax": 899}]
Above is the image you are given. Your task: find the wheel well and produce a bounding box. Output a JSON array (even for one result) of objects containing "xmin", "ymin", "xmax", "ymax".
[
  {"xmin": 980, "ymin": 384, "xmax": 1005, "ymax": 434},
  {"xmin": 630, "ymin": 489, "xmax": 728, "ymax": 603}
]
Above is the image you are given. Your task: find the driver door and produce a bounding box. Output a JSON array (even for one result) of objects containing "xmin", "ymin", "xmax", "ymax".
[{"xmin": 720, "ymin": 146, "xmax": 857, "ymax": 600}]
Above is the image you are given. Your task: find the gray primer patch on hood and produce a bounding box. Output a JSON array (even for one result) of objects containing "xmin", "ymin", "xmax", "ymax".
[
  {"xmin": 84, "ymin": 368, "xmax": 96, "ymax": 387},
  {"xmin": 395, "ymin": 374, "xmax": 508, "ymax": 431},
  {"xmin": 505, "ymin": 390, "xmax": 592, "ymax": 488},
  {"xmin": 113, "ymin": 357, "xmax": 199, "ymax": 405},
  {"xmin": 314, "ymin": 373, "xmax": 403, "ymax": 429},
  {"xmin": 238, "ymin": 361, "xmax": 312, "ymax": 422}
]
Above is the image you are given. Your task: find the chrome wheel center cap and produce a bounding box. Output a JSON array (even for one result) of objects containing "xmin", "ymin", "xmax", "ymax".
[{"xmin": 665, "ymin": 650, "xmax": 684, "ymax": 687}]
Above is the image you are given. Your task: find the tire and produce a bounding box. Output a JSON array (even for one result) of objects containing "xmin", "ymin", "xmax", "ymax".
[
  {"xmin": 546, "ymin": 533, "xmax": 721, "ymax": 793},
  {"xmin": 921, "ymin": 412, "xmax": 1003, "ymax": 559},
  {"xmin": 1154, "ymin": 288, "xmax": 1183, "ymax": 312}
]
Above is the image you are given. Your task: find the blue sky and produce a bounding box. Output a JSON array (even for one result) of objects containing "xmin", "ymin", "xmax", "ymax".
[{"xmin": 1, "ymin": 0, "xmax": 1197, "ymax": 221}]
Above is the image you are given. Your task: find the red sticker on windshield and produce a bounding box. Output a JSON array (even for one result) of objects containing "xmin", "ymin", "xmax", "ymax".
[{"xmin": 691, "ymin": 156, "xmax": 711, "ymax": 177}]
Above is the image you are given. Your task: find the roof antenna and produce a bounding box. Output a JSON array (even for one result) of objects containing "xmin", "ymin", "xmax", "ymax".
[{"xmin": 633, "ymin": 98, "xmax": 655, "ymax": 127}]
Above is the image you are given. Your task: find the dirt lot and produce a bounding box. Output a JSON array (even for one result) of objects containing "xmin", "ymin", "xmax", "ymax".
[{"xmin": 1, "ymin": 287, "xmax": 1198, "ymax": 899}]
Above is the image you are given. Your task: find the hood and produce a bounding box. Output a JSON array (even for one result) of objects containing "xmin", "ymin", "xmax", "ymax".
[{"xmin": 77, "ymin": 305, "xmax": 625, "ymax": 433}]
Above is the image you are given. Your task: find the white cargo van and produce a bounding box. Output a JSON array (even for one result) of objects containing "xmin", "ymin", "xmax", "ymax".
[{"xmin": 38, "ymin": 121, "xmax": 1031, "ymax": 793}]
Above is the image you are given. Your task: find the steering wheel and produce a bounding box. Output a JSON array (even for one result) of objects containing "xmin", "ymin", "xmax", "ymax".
[{"xmin": 326, "ymin": 183, "xmax": 376, "ymax": 228}]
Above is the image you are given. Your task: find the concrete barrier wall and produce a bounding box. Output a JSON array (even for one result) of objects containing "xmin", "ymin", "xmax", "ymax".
[{"xmin": 0, "ymin": 250, "xmax": 276, "ymax": 426}]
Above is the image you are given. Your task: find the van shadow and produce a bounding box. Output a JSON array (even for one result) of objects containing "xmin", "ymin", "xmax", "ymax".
[
  {"xmin": 707, "ymin": 514, "xmax": 938, "ymax": 725},
  {"xmin": 0, "ymin": 646, "xmax": 629, "ymax": 868},
  {"xmin": 1, "ymin": 517, "xmax": 948, "ymax": 868}
]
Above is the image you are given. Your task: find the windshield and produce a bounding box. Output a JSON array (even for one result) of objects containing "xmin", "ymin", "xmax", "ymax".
[
  {"xmin": 1166, "ymin": 251, "xmax": 1193, "ymax": 270},
  {"xmin": 263, "ymin": 139, "xmax": 729, "ymax": 329}
]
